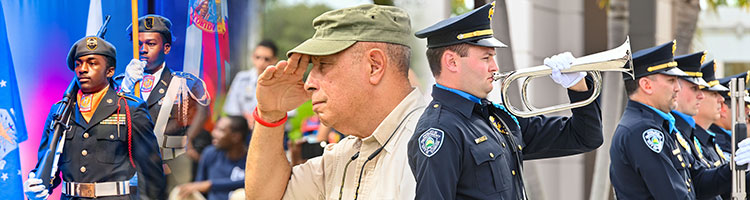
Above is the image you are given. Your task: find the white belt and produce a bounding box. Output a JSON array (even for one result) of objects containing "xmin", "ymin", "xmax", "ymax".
[
  {"xmin": 161, "ymin": 147, "xmax": 187, "ymax": 160},
  {"xmin": 62, "ymin": 180, "xmax": 130, "ymax": 198}
]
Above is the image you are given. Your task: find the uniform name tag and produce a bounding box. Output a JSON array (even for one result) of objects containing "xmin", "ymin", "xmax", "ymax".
[{"xmin": 474, "ymin": 136, "xmax": 487, "ymax": 144}]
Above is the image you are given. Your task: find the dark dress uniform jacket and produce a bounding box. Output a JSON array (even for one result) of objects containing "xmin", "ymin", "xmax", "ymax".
[
  {"xmin": 610, "ymin": 100, "xmax": 731, "ymax": 200},
  {"xmin": 34, "ymin": 85, "xmax": 165, "ymax": 199},
  {"xmin": 673, "ymin": 112, "xmax": 724, "ymax": 200},
  {"xmin": 693, "ymin": 126, "xmax": 728, "ymax": 168},
  {"xmin": 710, "ymin": 124, "xmax": 732, "ymax": 157},
  {"xmin": 408, "ymin": 79, "xmax": 603, "ymax": 200}
]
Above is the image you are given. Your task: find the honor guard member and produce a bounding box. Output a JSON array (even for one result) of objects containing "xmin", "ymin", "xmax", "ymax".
[
  {"xmin": 669, "ymin": 52, "xmax": 709, "ymax": 167},
  {"xmin": 691, "ymin": 60, "xmax": 730, "ymax": 169},
  {"xmin": 407, "ymin": 2, "xmax": 604, "ymax": 199},
  {"xmin": 693, "ymin": 61, "xmax": 731, "ymax": 199},
  {"xmin": 713, "ymin": 70, "xmax": 750, "ymax": 157},
  {"xmin": 116, "ymin": 14, "xmax": 210, "ymax": 194},
  {"xmin": 608, "ymin": 41, "xmax": 750, "ymax": 199},
  {"xmin": 23, "ymin": 36, "xmax": 165, "ymax": 199}
]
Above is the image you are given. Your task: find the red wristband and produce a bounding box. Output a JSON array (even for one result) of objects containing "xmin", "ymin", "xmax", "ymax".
[{"xmin": 253, "ymin": 107, "xmax": 288, "ymax": 127}]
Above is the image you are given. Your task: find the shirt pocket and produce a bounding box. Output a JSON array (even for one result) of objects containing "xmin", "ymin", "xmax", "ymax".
[
  {"xmin": 470, "ymin": 141, "xmax": 512, "ymax": 194},
  {"xmin": 94, "ymin": 131, "xmax": 127, "ymax": 164}
]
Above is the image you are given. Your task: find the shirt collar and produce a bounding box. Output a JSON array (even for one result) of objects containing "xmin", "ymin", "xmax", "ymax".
[
  {"xmin": 368, "ymin": 88, "xmax": 426, "ymax": 153},
  {"xmin": 637, "ymin": 101, "xmax": 676, "ymax": 133},
  {"xmin": 717, "ymin": 125, "xmax": 731, "ymax": 136},
  {"xmin": 706, "ymin": 129, "xmax": 716, "ymax": 137},
  {"xmin": 671, "ymin": 110, "xmax": 696, "ymax": 128},
  {"xmin": 149, "ymin": 62, "xmax": 166, "ymax": 78},
  {"xmin": 435, "ymin": 83, "xmax": 482, "ymax": 105}
]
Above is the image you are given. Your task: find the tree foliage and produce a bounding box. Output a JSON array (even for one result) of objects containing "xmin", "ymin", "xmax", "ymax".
[{"xmin": 262, "ymin": 3, "xmax": 332, "ymax": 60}]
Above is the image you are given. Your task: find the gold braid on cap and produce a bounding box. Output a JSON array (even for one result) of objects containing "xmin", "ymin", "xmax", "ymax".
[
  {"xmin": 457, "ymin": 29, "xmax": 493, "ymax": 40},
  {"xmin": 646, "ymin": 61, "xmax": 678, "ymax": 72}
]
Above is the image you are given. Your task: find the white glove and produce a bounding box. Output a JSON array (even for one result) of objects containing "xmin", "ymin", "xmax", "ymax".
[
  {"xmin": 735, "ymin": 138, "xmax": 750, "ymax": 166},
  {"xmin": 120, "ymin": 59, "xmax": 147, "ymax": 93},
  {"xmin": 23, "ymin": 172, "xmax": 49, "ymax": 200},
  {"xmin": 544, "ymin": 52, "xmax": 586, "ymax": 88}
]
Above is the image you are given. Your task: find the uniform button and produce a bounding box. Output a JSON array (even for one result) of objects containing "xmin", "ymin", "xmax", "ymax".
[
  {"xmin": 517, "ymin": 145, "xmax": 522, "ymax": 151},
  {"xmin": 512, "ymin": 170, "xmax": 516, "ymax": 175},
  {"xmin": 685, "ymin": 180, "xmax": 689, "ymax": 185},
  {"xmin": 80, "ymin": 166, "xmax": 86, "ymax": 173},
  {"xmin": 83, "ymin": 133, "xmax": 89, "ymax": 139},
  {"xmin": 81, "ymin": 150, "xmax": 88, "ymax": 156},
  {"xmin": 681, "ymin": 163, "xmax": 686, "ymax": 168},
  {"xmin": 433, "ymin": 104, "xmax": 439, "ymax": 108},
  {"xmin": 502, "ymin": 143, "xmax": 506, "ymax": 148},
  {"xmin": 110, "ymin": 134, "xmax": 115, "ymax": 139},
  {"xmin": 489, "ymin": 153, "xmax": 495, "ymax": 158}
]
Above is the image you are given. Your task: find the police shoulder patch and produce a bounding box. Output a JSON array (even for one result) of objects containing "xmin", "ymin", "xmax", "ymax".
[
  {"xmin": 419, "ymin": 128, "xmax": 445, "ymax": 157},
  {"xmin": 642, "ymin": 128, "xmax": 665, "ymax": 153}
]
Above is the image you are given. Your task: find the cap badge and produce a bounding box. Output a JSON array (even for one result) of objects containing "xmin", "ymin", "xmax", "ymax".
[
  {"xmin": 85, "ymin": 37, "xmax": 98, "ymax": 51},
  {"xmin": 488, "ymin": 1, "xmax": 495, "ymax": 20},
  {"xmin": 145, "ymin": 16, "xmax": 154, "ymax": 30}
]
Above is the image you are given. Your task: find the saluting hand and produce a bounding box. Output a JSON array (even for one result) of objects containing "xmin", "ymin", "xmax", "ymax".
[{"xmin": 256, "ymin": 53, "xmax": 311, "ymax": 122}]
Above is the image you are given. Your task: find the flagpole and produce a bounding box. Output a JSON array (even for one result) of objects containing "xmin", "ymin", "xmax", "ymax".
[{"xmin": 131, "ymin": 0, "xmax": 139, "ymax": 59}]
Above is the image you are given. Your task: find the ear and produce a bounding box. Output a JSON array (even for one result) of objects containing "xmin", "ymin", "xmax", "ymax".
[
  {"xmin": 442, "ymin": 50, "xmax": 460, "ymax": 73},
  {"xmin": 163, "ymin": 42, "xmax": 171, "ymax": 55},
  {"xmin": 366, "ymin": 48, "xmax": 387, "ymax": 85},
  {"xmin": 639, "ymin": 76, "xmax": 653, "ymax": 94},
  {"xmin": 106, "ymin": 66, "xmax": 115, "ymax": 78}
]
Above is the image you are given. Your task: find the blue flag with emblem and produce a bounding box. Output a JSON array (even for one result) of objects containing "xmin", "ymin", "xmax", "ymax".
[{"xmin": 0, "ymin": 2, "xmax": 27, "ymax": 199}]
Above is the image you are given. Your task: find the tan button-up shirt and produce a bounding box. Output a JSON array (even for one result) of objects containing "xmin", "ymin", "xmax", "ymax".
[{"xmin": 283, "ymin": 89, "xmax": 427, "ymax": 200}]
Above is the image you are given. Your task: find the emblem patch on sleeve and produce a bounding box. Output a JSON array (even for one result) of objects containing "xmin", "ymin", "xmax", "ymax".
[
  {"xmin": 642, "ymin": 128, "xmax": 664, "ymax": 153},
  {"xmin": 419, "ymin": 128, "xmax": 444, "ymax": 157}
]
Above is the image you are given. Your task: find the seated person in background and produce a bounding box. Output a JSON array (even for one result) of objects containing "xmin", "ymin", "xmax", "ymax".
[{"xmin": 175, "ymin": 116, "xmax": 250, "ymax": 200}]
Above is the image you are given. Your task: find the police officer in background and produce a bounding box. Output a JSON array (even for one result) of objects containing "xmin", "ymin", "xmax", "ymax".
[
  {"xmin": 609, "ymin": 41, "xmax": 750, "ymax": 199},
  {"xmin": 713, "ymin": 70, "xmax": 750, "ymax": 156},
  {"xmin": 691, "ymin": 60, "xmax": 730, "ymax": 169},
  {"xmin": 116, "ymin": 14, "xmax": 210, "ymax": 195},
  {"xmin": 692, "ymin": 60, "xmax": 731, "ymax": 199},
  {"xmin": 23, "ymin": 36, "xmax": 165, "ymax": 199},
  {"xmin": 407, "ymin": 2, "xmax": 604, "ymax": 199},
  {"xmin": 668, "ymin": 52, "xmax": 709, "ymax": 166}
]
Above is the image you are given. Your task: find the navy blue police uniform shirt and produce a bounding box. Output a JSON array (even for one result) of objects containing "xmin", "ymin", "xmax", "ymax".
[
  {"xmin": 610, "ymin": 100, "xmax": 734, "ymax": 199},
  {"xmin": 710, "ymin": 124, "xmax": 732, "ymax": 158},
  {"xmin": 673, "ymin": 111, "xmax": 726, "ymax": 200},
  {"xmin": 671, "ymin": 111, "xmax": 699, "ymax": 164},
  {"xmin": 693, "ymin": 127, "xmax": 729, "ymax": 168},
  {"xmin": 33, "ymin": 84, "xmax": 166, "ymax": 199},
  {"xmin": 408, "ymin": 77, "xmax": 603, "ymax": 200}
]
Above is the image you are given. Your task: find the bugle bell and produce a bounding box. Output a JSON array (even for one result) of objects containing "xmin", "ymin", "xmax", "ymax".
[{"xmin": 493, "ymin": 36, "xmax": 634, "ymax": 118}]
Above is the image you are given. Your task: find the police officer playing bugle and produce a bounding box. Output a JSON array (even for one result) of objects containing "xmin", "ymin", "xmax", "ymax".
[{"xmin": 408, "ymin": 2, "xmax": 606, "ymax": 199}]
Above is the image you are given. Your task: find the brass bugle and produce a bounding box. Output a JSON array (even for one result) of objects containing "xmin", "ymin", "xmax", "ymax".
[{"xmin": 493, "ymin": 36, "xmax": 634, "ymax": 118}]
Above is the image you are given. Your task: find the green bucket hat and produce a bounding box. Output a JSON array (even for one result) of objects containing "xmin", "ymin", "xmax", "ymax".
[{"xmin": 287, "ymin": 4, "xmax": 412, "ymax": 57}]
